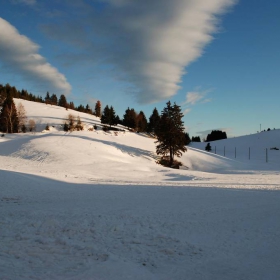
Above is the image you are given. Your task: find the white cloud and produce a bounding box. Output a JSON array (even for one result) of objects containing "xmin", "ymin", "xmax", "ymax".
[
  {"xmin": 185, "ymin": 92, "xmax": 205, "ymax": 105},
  {"xmin": 0, "ymin": 17, "xmax": 71, "ymax": 95},
  {"xmin": 41, "ymin": 0, "xmax": 237, "ymax": 103},
  {"xmin": 183, "ymin": 108, "xmax": 192, "ymax": 115},
  {"xmin": 94, "ymin": 0, "xmax": 237, "ymax": 103}
]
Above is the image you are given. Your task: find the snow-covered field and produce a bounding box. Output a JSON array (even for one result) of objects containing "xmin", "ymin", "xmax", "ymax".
[{"xmin": 1, "ymin": 99, "xmax": 280, "ymax": 279}]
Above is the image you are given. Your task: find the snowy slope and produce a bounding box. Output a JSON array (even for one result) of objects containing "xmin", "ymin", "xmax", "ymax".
[{"xmin": 1, "ymin": 99, "xmax": 280, "ymax": 280}]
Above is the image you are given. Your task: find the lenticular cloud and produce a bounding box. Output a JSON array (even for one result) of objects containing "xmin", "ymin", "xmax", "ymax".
[
  {"xmin": 0, "ymin": 17, "xmax": 71, "ymax": 95},
  {"xmin": 93, "ymin": 0, "xmax": 237, "ymax": 103}
]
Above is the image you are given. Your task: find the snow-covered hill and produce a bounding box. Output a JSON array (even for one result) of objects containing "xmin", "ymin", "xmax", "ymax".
[{"xmin": 1, "ymin": 99, "xmax": 280, "ymax": 279}]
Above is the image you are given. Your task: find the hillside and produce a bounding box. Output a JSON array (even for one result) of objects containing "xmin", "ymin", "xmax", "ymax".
[{"xmin": 1, "ymin": 99, "xmax": 280, "ymax": 280}]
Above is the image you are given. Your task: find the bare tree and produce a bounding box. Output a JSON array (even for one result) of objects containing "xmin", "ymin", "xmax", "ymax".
[
  {"xmin": 17, "ymin": 102, "xmax": 27, "ymax": 132},
  {"xmin": 28, "ymin": 119, "xmax": 36, "ymax": 132}
]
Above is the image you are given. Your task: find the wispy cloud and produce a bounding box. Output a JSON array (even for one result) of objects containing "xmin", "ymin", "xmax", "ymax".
[
  {"xmin": 41, "ymin": 0, "xmax": 237, "ymax": 104},
  {"xmin": 0, "ymin": 17, "xmax": 71, "ymax": 95},
  {"xmin": 185, "ymin": 92, "xmax": 205, "ymax": 105},
  {"xmin": 182, "ymin": 88, "xmax": 213, "ymax": 114}
]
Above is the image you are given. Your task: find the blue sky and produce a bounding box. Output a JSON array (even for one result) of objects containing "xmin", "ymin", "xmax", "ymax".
[{"xmin": 0, "ymin": 0, "xmax": 279, "ymax": 138}]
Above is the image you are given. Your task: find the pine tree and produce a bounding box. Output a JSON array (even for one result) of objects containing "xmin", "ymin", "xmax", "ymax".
[
  {"xmin": 101, "ymin": 105, "xmax": 117, "ymax": 127},
  {"xmin": 155, "ymin": 101, "xmax": 187, "ymax": 166},
  {"xmin": 205, "ymin": 143, "xmax": 212, "ymax": 152},
  {"xmin": 0, "ymin": 93, "xmax": 19, "ymax": 133},
  {"xmin": 50, "ymin": 94, "xmax": 58, "ymax": 105},
  {"xmin": 136, "ymin": 111, "xmax": 147, "ymax": 132},
  {"xmin": 95, "ymin": 100, "xmax": 102, "ymax": 117},
  {"xmin": 45, "ymin": 92, "xmax": 51, "ymax": 104},
  {"xmin": 147, "ymin": 107, "xmax": 160, "ymax": 133},
  {"xmin": 58, "ymin": 94, "xmax": 68, "ymax": 108},
  {"xmin": 123, "ymin": 107, "xmax": 137, "ymax": 129}
]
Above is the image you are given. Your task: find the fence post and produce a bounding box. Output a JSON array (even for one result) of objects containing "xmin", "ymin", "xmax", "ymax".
[
  {"xmin": 266, "ymin": 148, "xmax": 268, "ymax": 163},
  {"xmin": 224, "ymin": 146, "xmax": 225, "ymax": 157},
  {"xmin": 235, "ymin": 147, "xmax": 236, "ymax": 158},
  {"xmin": 249, "ymin": 147, "xmax": 250, "ymax": 160},
  {"xmin": 215, "ymin": 146, "xmax": 216, "ymax": 154}
]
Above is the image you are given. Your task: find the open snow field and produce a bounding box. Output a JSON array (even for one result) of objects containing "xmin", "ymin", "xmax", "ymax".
[{"xmin": 1, "ymin": 99, "xmax": 280, "ymax": 279}]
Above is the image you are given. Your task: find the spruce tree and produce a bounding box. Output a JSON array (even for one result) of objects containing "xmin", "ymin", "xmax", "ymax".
[
  {"xmin": 155, "ymin": 101, "xmax": 187, "ymax": 166},
  {"xmin": 95, "ymin": 100, "xmax": 102, "ymax": 117},
  {"xmin": 147, "ymin": 107, "xmax": 160, "ymax": 133},
  {"xmin": 0, "ymin": 93, "xmax": 19, "ymax": 133},
  {"xmin": 101, "ymin": 105, "xmax": 117, "ymax": 127},
  {"xmin": 58, "ymin": 94, "xmax": 68, "ymax": 108},
  {"xmin": 136, "ymin": 111, "xmax": 147, "ymax": 132},
  {"xmin": 123, "ymin": 107, "xmax": 137, "ymax": 129}
]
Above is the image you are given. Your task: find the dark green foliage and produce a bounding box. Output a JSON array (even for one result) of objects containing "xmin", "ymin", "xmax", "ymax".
[
  {"xmin": 76, "ymin": 104, "xmax": 85, "ymax": 112},
  {"xmin": 205, "ymin": 143, "xmax": 212, "ymax": 152},
  {"xmin": 45, "ymin": 124, "xmax": 50, "ymax": 131},
  {"xmin": 206, "ymin": 130, "xmax": 227, "ymax": 142},
  {"xmin": 45, "ymin": 92, "xmax": 51, "ymax": 104},
  {"xmin": 50, "ymin": 94, "xmax": 58, "ymax": 105},
  {"xmin": 155, "ymin": 101, "xmax": 187, "ymax": 167},
  {"xmin": 85, "ymin": 104, "xmax": 93, "ymax": 115},
  {"xmin": 0, "ymin": 93, "xmax": 19, "ymax": 133},
  {"xmin": 185, "ymin": 133, "xmax": 191, "ymax": 145},
  {"xmin": 147, "ymin": 107, "xmax": 160, "ymax": 133},
  {"xmin": 192, "ymin": 136, "xmax": 201, "ymax": 142},
  {"xmin": 21, "ymin": 124, "xmax": 27, "ymax": 133},
  {"xmin": 69, "ymin": 102, "xmax": 75, "ymax": 110},
  {"xmin": 101, "ymin": 105, "xmax": 118, "ymax": 127},
  {"xmin": 63, "ymin": 122, "xmax": 69, "ymax": 132},
  {"xmin": 58, "ymin": 94, "xmax": 68, "ymax": 108},
  {"xmin": 123, "ymin": 107, "xmax": 137, "ymax": 129},
  {"xmin": 136, "ymin": 111, "xmax": 147, "ymax": 132},
  {"xmin": 0, "ymin": 83, "xmax": 43, "ymax": 105},
  {"xmin": 95, "ymin": 100, "xmax": 102, "ymax": 117}
]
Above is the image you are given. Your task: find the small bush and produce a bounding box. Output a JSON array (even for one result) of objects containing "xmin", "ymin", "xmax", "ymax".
[
  {"xmin": 157, "ymin": 156, "xmax": 182, "ymax": 169},
  {"xmin": 45, "ymin": 124, "xmax": 50, "ymax": 131},
  {"xmin": 21, "ymin": 124, "xmax": 27, "ymax": 133},
  {"xmin": 28, "ymin": 119, "xmax": 36, "ymax": 132},
  {"xmin": 205, "ymin": 143, "xmax": 212, "ymax": 152},
  {"xmin": 63, "ymin": 122, "xmax": 69, "ymax": 132}
]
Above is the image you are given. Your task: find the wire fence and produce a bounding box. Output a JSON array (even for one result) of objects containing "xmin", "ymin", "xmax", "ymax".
[{"xmin": 210, "ymin": 146, "xmax": 280, "ymax": 164}]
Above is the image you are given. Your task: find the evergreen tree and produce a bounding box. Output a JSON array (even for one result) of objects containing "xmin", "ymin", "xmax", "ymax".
[
  {"xmin": 185, "ymin": 133, "xmax": 191, "ymax": 145},
  {"xmin": 58, "ymin": 94, "xmax": 68, "ymax": 108},
  {"xmin": 0, "ymin": 85, "xmax": 6, "ymax": 105},
  {"xmin": 50, "ymin": 94, "xmax": 58, "ymax": 105},
  {"xmin": 0, "ymin": 93, "xmax": 19, "ymax": 133},
  {"xmin": 123, "ymin": 107, "xmax": 137, "ymax": 129},
  {"xmin": 101, "ymin": 105, "xmax": 117, "ymax": 127},
  {"xmin": 95, "ymin": 100, "xmax": 102, "ymax": 117},
  {"xmin": 191, "ymin": 136, "xmax": 201, "ymax": 142},
  {"xmin": 85, "ymin": 104, "xmax": 93, "ymax": 114},
  {"xmin": 136, "ymin": 111, "xmax": 147, "ymax": 132},
  {"xmin": 147, "ymin": 107, "xmax": 160, "ymax": 133},
  {"xmin": 69, "ymin": 101, "xmax": 75, "ymax": 110},
  {"xmin": 155, "ymin": 101, "xmax": 187, "ymax": 166},
  {"xmin": 45, "ymin": 92, "xmax": 51, "ymax": 104},
  {"xmin": 206, "ymin": 130, "xmax": 227, "ymax": 142},
  {"xmin": 205, "ymin": 143, "xmax": 212, "ymax": 152}
]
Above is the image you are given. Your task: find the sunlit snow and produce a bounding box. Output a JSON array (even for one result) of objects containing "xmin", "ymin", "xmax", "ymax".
[{"xmin": 1, "ymin": 99, "xmax": 279, "ymax": 279}]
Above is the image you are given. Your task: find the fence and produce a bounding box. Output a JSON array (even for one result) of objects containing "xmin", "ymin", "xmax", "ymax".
[{"xmin": 211, "ymin": 146, "xmax": 279, "ymax": 164}]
